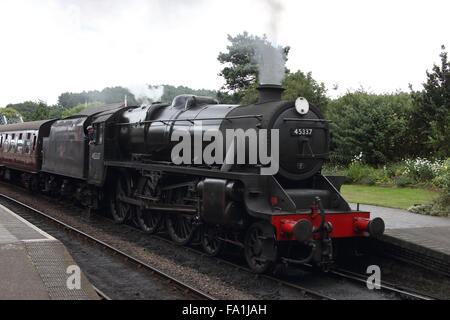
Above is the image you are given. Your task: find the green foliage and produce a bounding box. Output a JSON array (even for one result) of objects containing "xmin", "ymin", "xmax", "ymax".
[
  {"xmin": 218, "ymin": 31, "xmax": 290, "ymax": 92},
  {"xmin": 403, "ymin": 158, "xmax": 442, "ymax": 183},
  {"xmin": 159, "ymin": 85, "xmax": 217, "ymax": 104},
  {"xmin": 326, "ymin": 90, "xmax": 415, "ymax": 165},
  {"xmin": 282, "ymin": 71, "xmax": 329, "ymax": 113},
  {"xmin": 0, "ymin": 107, "xmax": 22, "ymax": 124},
  {"xmin": 409, "ymin": 45, "xmax": 450, "ymax": 158},
  {"xmin": 7, "ymin": 101, "xmax": 44, "ymax": 121},
  {"xmin": 347, "ymin": 161, "xmax": 375, "ymax": 183},
  {"xmin": 238, "ymin": 71, "xmax": 329, "ymax": 110},
  {"xmin": 239, "ymin": 82, "xmax": 260, "ymax": 105},
  {"xmin": 6, "ymin": 101, "xmax": 66, "ymax": 121},
  {"xmin": 395, "ymin": 174, "xmax": 415, "ymax": 187},
  {"xmin": 216, "ymin": 90, "xmax": 241, "ymax": 104},
  {"xmin": 62, "ymin": 102, "xmax": 104, "ymax": 118},
  {"xmin": 430, "ymin": 159, "xmax": 450, "ymax": 216},
  {"xmin": 321, "ymin": 163, "xmax": 349, "ymax": 178},
  {"xmin": 342, "ymin": 185, "xmax": 435, "ymax": 210},
  {"xmin": 58, "ymin": 86, "xmax": 138, "ymax": 109},
  {"xmin": 29, "ymin": 102, "xmax": 50, "ymax": 121},
  {"xmin": 48, "ymin": 106, "xmax": 65, "ymax": 119}
]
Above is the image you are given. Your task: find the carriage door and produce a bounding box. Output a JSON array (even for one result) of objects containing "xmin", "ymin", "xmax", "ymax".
[{"xmin": 88, "ymin": 122, "xmax": 105, "ymax": 185}]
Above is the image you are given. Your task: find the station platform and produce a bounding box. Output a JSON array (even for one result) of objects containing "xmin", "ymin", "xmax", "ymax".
[
  {"xmin": 350, "ymin": 203, "xmax": 450, "ymax": 275},
  {"xmin": 0, "ymin": 204, "xmax": 99, "ymax": 300}
]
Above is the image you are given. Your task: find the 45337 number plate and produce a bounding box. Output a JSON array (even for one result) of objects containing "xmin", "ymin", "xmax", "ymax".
[{"xmin": 291, "ymin": 128, "xmax": 313, "ymax": 136}]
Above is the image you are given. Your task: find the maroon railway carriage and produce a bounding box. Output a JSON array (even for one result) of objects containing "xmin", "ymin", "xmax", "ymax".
[{"xmin": 0, "ymin": 120, "xmax": 56, "ymax": 187}]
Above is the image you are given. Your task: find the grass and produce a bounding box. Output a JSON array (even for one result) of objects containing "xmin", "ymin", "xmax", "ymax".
[{"xmin": 340, "ymin": 184, "xmax": 437, "ymax": 210}]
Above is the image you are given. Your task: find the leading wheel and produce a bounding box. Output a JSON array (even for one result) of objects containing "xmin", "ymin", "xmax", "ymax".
[
  {"xmin": 244, "ymin": 222, "xmax": 277, "ymax": 273},
  {"xmin": 166, "ymin": 213, "xmax": 195, "ymax": 245}
]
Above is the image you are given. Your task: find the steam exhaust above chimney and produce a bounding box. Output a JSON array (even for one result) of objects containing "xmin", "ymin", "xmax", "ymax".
[{"xmin": 257, "ymin": 84, "xmax": 285, "ymax": 103}]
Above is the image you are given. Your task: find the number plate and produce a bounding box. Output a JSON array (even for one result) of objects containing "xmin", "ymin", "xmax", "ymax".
[{"xmin": 291, "ymin": 128, "xmax": 313, "ymax": 136}]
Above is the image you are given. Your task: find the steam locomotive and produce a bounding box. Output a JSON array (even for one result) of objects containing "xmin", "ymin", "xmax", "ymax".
[{"xmin": 0, "ymin": 84, "xmax": 384, "ymax": 273}]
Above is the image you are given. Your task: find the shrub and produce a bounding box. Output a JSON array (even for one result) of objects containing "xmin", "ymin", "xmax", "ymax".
[
  {"xmin": 430, "ymin": 159, "xmax": 450, "ymax": 216},
  {"xmin": 404, "ymin": 158, "xmax": 443, "ymax": 183},
  {"xmin": 395, "ymin": 174, "xmax": 415, "ymax": 187},
  {"xmin": 327, "ymin": 91, "xmax": 414, "ymax": 165},
  {"xmin": 360, "ymin": 174, "xmax": 377, "ymax": 185},
  {"xmin": 386, "ymin": 162, "xmax": 407, "ymax": 179},
  {"xmin": 373, "ymin": 167, "xmax": 390, "ymax": 184},
  {"xmin": 347, "ymin": 161, "xmax": 374, "ymax": 183}
]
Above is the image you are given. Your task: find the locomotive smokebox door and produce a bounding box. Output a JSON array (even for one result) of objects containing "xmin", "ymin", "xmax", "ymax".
[{"xmin": 88, "ymin": 122, "xmax": 105, "ymax": 186}]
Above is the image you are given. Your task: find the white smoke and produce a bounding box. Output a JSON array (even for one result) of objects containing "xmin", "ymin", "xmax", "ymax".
[
  {"xmin": 127, "ymin": 84, "xmax": 164, "ymax": 105},
  {"xmin": 254, "ymin": 0, "xmax": 286, "ymax": 85},
  {"xmin": 262, "ymin": 0, "xmax": 284, "ymax": 43},
  {"xmin": 254, "ymin": 42, "xmax": 286, "ymax": 85}
]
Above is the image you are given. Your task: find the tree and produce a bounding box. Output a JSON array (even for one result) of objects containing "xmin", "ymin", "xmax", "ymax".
[
  {"xmin": 283, "ymin": 71, "xmax": 328, "ymax": 112},
  {"xmin": 58, "ymin": 87, "xmax": 138, "ymax": 109},
  {"xmin": 327, "ymin": 91, "xmax": 415, "ymax": 165},
  {"xmin": 29, "ymin": 102, "xmax": 50, "ymax": 121},
  {"xmin": 238, "ymin": 71, "xmax": 330, "ymax": 111},
  {"xmin": 0, "ymin": 107, "xmax": 22, "ymax": 124},
  {"xmin": 410, "ymin": 45, "xmax": 450, "ymax": 158},
  {"xmin": 62, "ymin": 102, "xmax": 104, "ymax": 118},
  {"xmin": 218, "ymin": 32, "xmax": 290, "ymax": 93},
  {"xmin": 6, "ymin": 101, "xmax": 41, "ymax": 121},
  {"xmin": 159, "ymin": 85, "xmax": 217, "ymax": 104}
]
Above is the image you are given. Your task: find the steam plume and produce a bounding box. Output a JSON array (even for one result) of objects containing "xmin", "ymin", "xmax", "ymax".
[
  {"xmin": 128, "ymin": 84, "xmax": 164, "ymax": 105},
  {"xmin": 255, "ymin": 0, "xmax": 286, "ymax": 85}
]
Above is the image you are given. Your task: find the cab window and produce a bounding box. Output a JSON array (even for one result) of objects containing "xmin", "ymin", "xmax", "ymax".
[{"xmin": 97, "ymin": 124, "xmax": 104, "ymax": 145}]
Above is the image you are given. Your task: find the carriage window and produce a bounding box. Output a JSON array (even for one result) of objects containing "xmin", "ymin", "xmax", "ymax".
[
  {"xmin": 27, "ymin": 133, "xmax": 31, "ymax": 140},
  {"xmin": 17, "ymin": 138, "xmax": 23, "ymax": 154},
  {"xmin": 32, "ymin": 136, "xmax": 37, "ymax": 151},
  {"xmin": 0, "ymin": 135, "xmax": 3, "ymax": 148},
  {"xmin": 4, "ymin": 139, "xmax": 9, "ymax": 152},
  {"xmin": 25, "ymin": 140, "xmax": 32, "ymax": 154},
  {"xmin": 9, "ymin": 139, "xmax": 15, "ymax": 152}
]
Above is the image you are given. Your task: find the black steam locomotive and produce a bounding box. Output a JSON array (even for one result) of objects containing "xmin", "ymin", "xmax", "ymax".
[{"xmin": 0, "ymin": 84, "xmax": 384, "ymax": 273}]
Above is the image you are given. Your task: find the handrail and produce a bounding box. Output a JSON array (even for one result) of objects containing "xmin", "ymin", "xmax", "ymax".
[{"xmin": 113, "ymin": 114, "xmax": 263, "ymax": 126}]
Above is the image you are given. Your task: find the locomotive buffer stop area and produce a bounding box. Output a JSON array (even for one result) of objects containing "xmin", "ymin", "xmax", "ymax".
[{"xmin": 0, "ymin": 204, "xmax": 98, "ymax": 300}]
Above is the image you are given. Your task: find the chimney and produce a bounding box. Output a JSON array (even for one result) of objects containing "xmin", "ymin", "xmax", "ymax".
[{"xmin": 257, "ymin": 84, "xmax": 285, "ymax": 103}]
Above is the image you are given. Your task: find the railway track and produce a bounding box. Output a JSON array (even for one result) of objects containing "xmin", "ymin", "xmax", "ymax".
[
  {"xmin": 157, "ymin": 233, "xmax": 435, "ymax": 301},
  {"xmin": 92, "ymin": 285, "xmax": 112, "ymax": 300},
  {"xmin": 0, "ymin": 191, "xmax": 334, "ymax": 300},
  {"xmin": 0, "ymin": 193, "xmax": 215, "ymax": 301},
  {"xmin": 329, "ymin": 268, "xmax": 436, "ymax": 300},
  {"xmin": 0, "ymin": 188, "xmax": 439, "ymax": 300},
  {"xmin": 114, "ymin": 218, "xmax": 439, "ymax": 300}
]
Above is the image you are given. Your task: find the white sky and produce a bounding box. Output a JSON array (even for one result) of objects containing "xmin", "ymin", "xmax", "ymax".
[{"xmin": 0, "ymin": 0, "xmax": 448, "ymax": 106}]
